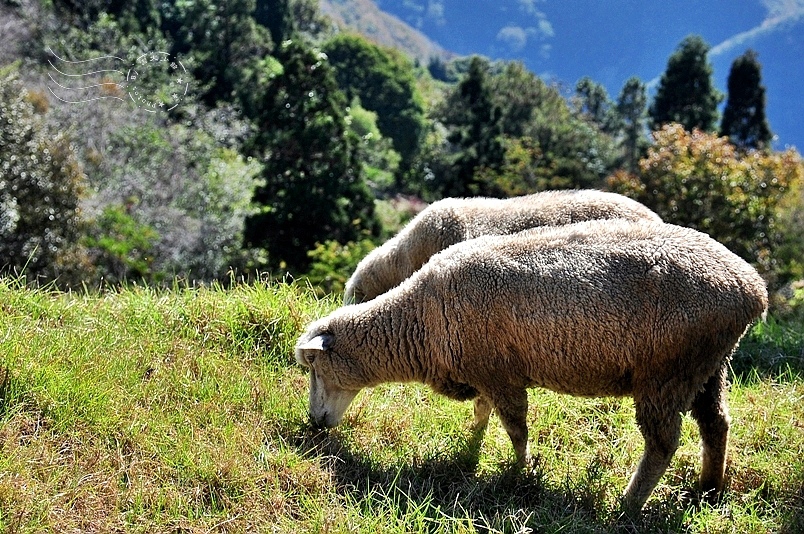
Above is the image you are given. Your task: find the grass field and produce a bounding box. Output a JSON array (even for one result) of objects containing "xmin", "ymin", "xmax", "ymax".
[{"xmin": 0, "ymin": 278, "xmax": 802, "ymax": 533}]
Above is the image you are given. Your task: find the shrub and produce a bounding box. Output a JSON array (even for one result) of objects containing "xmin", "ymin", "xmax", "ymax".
[
  {"xmin": 609, "ymin": 123, "xmax": 802, "ymax": 279},
  {"xmin": 82, "ymin": 204, "xmax": 159, "ymax": 285},
  {"xmin": 0, "ymin": 67, "xmax": 88, "ymax": 285},
  {"xmin": 85, "ymin": 122, "xmax": 261, "ymax": 284},
  {"xmin": 304, "ymin": 239, "xmax": 376, "ymax": 297}
]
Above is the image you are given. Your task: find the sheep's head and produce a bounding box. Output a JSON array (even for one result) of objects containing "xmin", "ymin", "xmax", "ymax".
[
  {"xmin": 343, "ymin": 273, "xmax": 363, "ymax": 305},
  {"xmin": 295, "ymin": 331, "xmax": 361, "ymax": 428},
  {"xmin": 344, "ymin": 263, "xmax": 384, "ymax": 304}
]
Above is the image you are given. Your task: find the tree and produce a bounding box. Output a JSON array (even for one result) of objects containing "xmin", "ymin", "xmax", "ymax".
[
  {"xmin": 243, "ymin": 40, "xmax": 379, "ymax": 272},
  {"xmin": 494, "ymin": 64, "xmax": 618, "ymax": 190},
  {"xmin": 162, "ymin": 0, "xmax": 271, "ymax": 104},
  {"xmin": 0, "ymin": 69, "xmax": 86, "ymax": 284},
  {"xmin": 437, "ymin": 56, "xmax": 505, "ymax": 197},
  {"xmin": 720, "ymin": 50, "xmax": 773, "ymax": 151},
  {"xmin": 429, "ymin": 60, "xmax": 619, "ymax": 197},
  {"xmin": 616, "ymin": 77, "xmax": 649, "ymax": 174},
  {"xmin": 51, "ymin": 0, "xmax": 161, "ymax": 32},
  {"xmin": 254, "ymin": 0, "xmax": 294, "ymax": 44},
  {"xmin": 489, "ymin": 61, "xmax": 553, "ymax": 138},
  {"xmin": 491, "ymin": 64, "xmax": 619, "ymax": 190},
  {"xmin": 427, "ymin": 56, "xmax": 457, "ymax": 83},
  {"xmin": 575, "ymin": 76, "xmax": 620, "ymax": 134},
  {"xmin": 346, "ymin": 99, "xmax": 401, "ymax": 194},
  {"xmin": 322, "ymin": 34, "xmax": 426, "ymax": 176},
  {"xmin": 649, "ymin": 35, "xmax": 722, "ymax": 132},
  {"xmin": 254, "ymin": 0, "xmax": 328, "ymax": 41}
]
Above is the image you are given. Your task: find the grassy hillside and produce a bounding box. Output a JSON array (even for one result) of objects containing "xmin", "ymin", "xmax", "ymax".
[
  {"xmin": 0, "ymin": 279, "xmax": 802, "ymax": 533},
  {"xmin": 319, "ymin": 0, "xmax": 452, "ymax": 63}
]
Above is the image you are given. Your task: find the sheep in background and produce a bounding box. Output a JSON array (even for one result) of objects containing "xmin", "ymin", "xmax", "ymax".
[
  {"xmin": 297, "ymin": 220, "xmax": 768, "ymax": 513},
  {"xmin": 343, "ymin": 189, "xmax": 661, "ymax": 304}
]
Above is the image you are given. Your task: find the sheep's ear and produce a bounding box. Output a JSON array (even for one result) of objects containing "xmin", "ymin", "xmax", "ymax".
[{"xmin": 299, "ymin": 333, "xmax": 334, "ymax": 351}]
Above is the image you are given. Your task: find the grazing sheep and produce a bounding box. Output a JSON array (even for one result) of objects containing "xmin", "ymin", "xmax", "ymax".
[
  {"xmin": 343, "ymin": 189, "xmax": 661, "ymax": 304},
  {"xmin": 296, "ymin": 220, "xmax": 768, "ymax": 513}
]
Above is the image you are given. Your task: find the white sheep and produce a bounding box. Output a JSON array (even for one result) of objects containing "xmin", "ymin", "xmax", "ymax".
[
  {"xmin": 344, "ymin": 189, "xmax": 662, "ymax": 304},
  {"xmin": 296, "ymin": 220, "xmax": 768, "ymax": 513}
]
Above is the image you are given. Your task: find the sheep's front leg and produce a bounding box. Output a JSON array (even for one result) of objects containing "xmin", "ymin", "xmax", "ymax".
[{"xmin": 491, "ymin": 388, "xmax": 530, "ymax": 466}]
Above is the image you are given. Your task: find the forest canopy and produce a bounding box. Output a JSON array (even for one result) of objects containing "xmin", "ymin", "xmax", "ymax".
[{"xmin": 0, "ymin": 1, "xmax": 802, "ymax": 309}]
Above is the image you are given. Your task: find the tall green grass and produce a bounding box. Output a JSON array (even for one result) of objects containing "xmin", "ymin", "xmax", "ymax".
[{"xmin": 0, "ymin": 278, "xmax": 801, "ymax": 533}]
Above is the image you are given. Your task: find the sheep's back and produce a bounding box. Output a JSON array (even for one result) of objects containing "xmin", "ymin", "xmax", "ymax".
[
  {"xmin": 345, "ymin": 190, "xmax": 659, "ymax": 303},
  {"xmin": 451, "ymin": 190, "xmax": 662, "ymax": 239}
]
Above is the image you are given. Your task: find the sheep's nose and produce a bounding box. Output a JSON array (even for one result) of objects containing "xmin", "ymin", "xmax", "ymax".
[{"xmin": 310, "ymin": 412, "xmax": 328, "ymax": 430}]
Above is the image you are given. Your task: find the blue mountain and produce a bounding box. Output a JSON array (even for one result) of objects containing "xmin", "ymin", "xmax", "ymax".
[{"xmin": 373, "ymin": 0, "xmax": 804, "ymax": 151}]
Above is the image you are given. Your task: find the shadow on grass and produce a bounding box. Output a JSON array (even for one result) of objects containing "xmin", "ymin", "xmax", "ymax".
[
  {"xmin": 0, "ymin": 365, "xmax": 29, "ymax": 418},
  {"xmin": 780, "ymin": 478, "xmax": 804, "ymax": 534},
  {"xmin": 732, "ymin": 319, "xmax": 804, "ymax": 383},
  {"xmin": 284, "ymin": 421, "xmax": 692, "ymax": 533}
]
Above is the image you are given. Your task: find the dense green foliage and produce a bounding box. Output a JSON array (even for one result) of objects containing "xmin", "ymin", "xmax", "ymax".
[
  {"xmin": 0, "ymin": 69, "xmax": 86, "ymax": 284},
  {"xmin": 575, "ymin": 77, "xmax": 620, "ymax": 135},
  {"xmin": 609, "ymin": 124, "xmax": 803, "ymax": 279},
  {"xmin": 616, "ymin": 76, "xmax": 650, "ymax": 174},
  {"xmin": 0, "ymin": 1, "xmax": 802, "ymax": 299},
  {"xmin": 243, "ymin": 40, "xmax": 380, "ymax": 272},
  {"xmin": 436, "ymin": 56, "xmax": 505, "ymax": 197},
  {"xmin": 431, "ymin": 60, "xmax": 621, "ymax": 198},
  {"xmin": 323, "ymin": 34, "xmax": 426, "ymax": 174},
  {"xmin": 163, "ymin": 0, "xmax": 271, "ymax": 104}
]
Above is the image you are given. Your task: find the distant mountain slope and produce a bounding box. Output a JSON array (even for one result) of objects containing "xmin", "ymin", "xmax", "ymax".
[{"xmin": 319, "ymin": 0, "xmax": 452, "ymax": 63}]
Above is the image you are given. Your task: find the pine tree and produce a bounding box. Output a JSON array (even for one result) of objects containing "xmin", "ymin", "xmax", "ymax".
[
  {"xmin": 617, "ymin": 77, "xmax": 649, "ymax": 174},
  {"xmin": 649, "ymin": 35, "xmax": 722, "ymax": 132},
  {"xmin": 720, "ymin": 50, "xmax": 773, "ymax": 151},
  {"xmin": 243, "ymin": 41, "xmax": 379, "ymax": 272}
]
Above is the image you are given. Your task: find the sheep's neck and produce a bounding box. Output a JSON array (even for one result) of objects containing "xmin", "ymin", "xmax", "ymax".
[{"xmin": 359, "ymin": 294, "xmax": 434, "ymax": 387}]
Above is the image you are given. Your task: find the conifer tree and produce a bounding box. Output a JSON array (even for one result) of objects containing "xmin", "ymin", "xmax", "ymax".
[
  {"xmin": 649, "ymin": 35, "xmax": 722, "ymax": 132},
  {"xmin": 575, "ymin": 77, "xmax": 619, "ymax": 134},
  {"xmin": 439, "ymin": 56, "xmax": 505, "ymax": 197},
  {"xmin": 720, "ymin": 50, "xmax": 773, "ymax": 151}
]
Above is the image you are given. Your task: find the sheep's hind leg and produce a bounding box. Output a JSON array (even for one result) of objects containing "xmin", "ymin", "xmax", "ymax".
[
  {"xmin": 691, "ymin": 366, "xmax": 730, "ymax": 500},
  {"xmin": 622, "ymin": 396, "xmax": 682, "ymax": 515},
  {"xmin": 491, "ymin": 388, "xmax": 530, "ymax": 466},
  {"xmin": 472, "ymin": 396, "xmax": 493, "ymax": 430}
]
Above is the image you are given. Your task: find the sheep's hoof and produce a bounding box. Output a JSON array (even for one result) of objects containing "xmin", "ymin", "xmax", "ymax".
[
  {"xmin": 618, "ymin": 492, "xmax": 648, "ymax": 519},
  {"xmin": 511, "ymin": 446, "xmax": 534, "ymax": 471}
]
